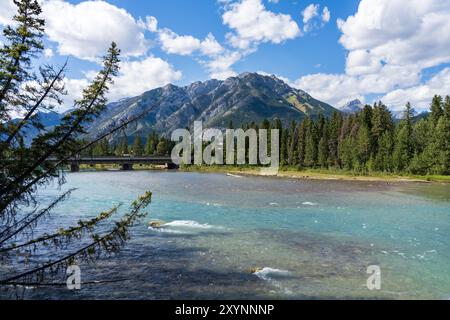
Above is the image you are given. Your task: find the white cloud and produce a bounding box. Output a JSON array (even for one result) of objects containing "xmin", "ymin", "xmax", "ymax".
[
  {"xmin": 42, "ymin": 0, "xmax": 149, "ymax": 61},
  {"xmin": 294, "ymin": 73, "xmax": 364, "ymax": 108},
  {"xmin": 139, "ymin": 16, "xmax": 158, "ymax": 32},
  {"xmin": 302, "ymin": 3, "xmax": 330, "ymax": 32},
  {"xmin": 338, "ymin": 0, "xmax": 450, "ymax": 74},
  {"xmin": 159, "ymin": 29, "xmax": 224, "ymax": 57},
  {"xmin": 302, "ymin": 4, "xmax": 319, "ymax": 25},
  {"xmin": 293, "ymin": 64, "xmax": 421, "ymax": 108},
  {"xmin": 159, "ymin": 28, "xmax": 202, "ymax": 56},
  {"xmin": 345, "ymin": 49, "xmax": 382, "ymax": 76},
  {"xmin": 110, "ymin": 56, "xmax": 182, "ymax": 100},
  {"xmin": 291, "ymin": 0, "xmax": 450, "ymax": 110},
  {"xmin": 61, "ymin": 56, "xmax": 182, "ymax": 109},
  {"xmin": 0, "ymin": 0, "xmax": 15, "ymax": 26},
  {"xmin": 200, "ymin": 33, "xmax": 224, "ymax": 56},
  {"xmin": 44, "ymin": 48, "xmax": 54, "ymax": 58},
  {"xmin": 222, "ymin": 0, "xmax": 301, "ymax": 50},
  {"xmin": 381, "ymin": 68, "xmax": 450, "ymax": 112},
  {"xmin": 322, "ymin": 6, "xmax": 330, "ymax": 23},
  {"xmin": 203, "ymin": 51, "xmax": 242, "ymax": 80},
  {"xmin": 62, "ymin": 77, "xmax": 90, "ymax": 108}
]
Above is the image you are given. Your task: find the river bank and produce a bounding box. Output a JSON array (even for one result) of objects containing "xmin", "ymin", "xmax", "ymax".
[{"xmin": 180, "ymin": 165, "xmax": 450, "ymax": 183}]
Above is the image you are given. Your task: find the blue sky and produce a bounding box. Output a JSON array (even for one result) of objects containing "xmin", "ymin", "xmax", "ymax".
[{"xmin": 1, "ymin": 0, "xmax": 449, "ymax": 112}]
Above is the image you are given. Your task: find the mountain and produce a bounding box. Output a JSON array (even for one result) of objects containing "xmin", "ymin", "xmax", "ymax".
[
  {"xmin": 340, "ymin": 99, "xmax": 364, "ymax": 114},
  {"xmin": 12, "ymin": 110, "xmax": 63, "ymax": 145},
  {"xmin": 392, "ymin": 109, "xmax": 429, "ymax": 123},
  {"xmin": 87, "ymin": 72, "xmax": 339, "ymax": 140}
]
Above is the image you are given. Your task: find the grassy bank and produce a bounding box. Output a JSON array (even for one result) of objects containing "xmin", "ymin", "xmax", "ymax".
[{"xmin": 180, "ymin": 165, "xmax": 450, "ymax": 183}]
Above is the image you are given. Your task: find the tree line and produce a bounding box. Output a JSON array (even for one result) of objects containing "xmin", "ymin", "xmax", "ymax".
[
  {"xmin": 81, "ymin": 131, "xmax": 174, "ymax": 157},
  {"xmin": 272, "ymin": 96, "xmax": 449, "ymax": 175},
  {"xmin": 86, "ymin": 95, "xmax": 449, "ymax": 176}
]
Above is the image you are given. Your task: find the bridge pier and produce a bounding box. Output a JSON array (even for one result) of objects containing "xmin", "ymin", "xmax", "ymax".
[
  {"xmin": 70, "ymin": 163, "xmax": 80, "ymax": 172},
  {"xmin": 121, "ymin": 163, "xmax": 133, "ymax": 171},
  {"xmin": 165, "ymin": 162, "xmax": 179, "ymax": 170}
]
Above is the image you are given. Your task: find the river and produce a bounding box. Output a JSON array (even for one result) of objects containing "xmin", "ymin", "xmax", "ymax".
[{"xmin": 4, "ymin": 171, "xmax": 450, "ymax": 299}]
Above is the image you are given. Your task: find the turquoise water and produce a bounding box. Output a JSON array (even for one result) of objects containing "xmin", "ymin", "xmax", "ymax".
[{"xmin": 6, "ymin": 171, "xmax": 450, "ymax": 299}]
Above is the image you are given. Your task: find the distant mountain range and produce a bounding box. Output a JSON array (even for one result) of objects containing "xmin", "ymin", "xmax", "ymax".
[
  {"xmin": 84, "ymin": 72, "xmax": 338, "ymax": 141},
  {"xmin": 338, "ymin": 99, "xmax": 430, "ymax": 122},
  {"xmin": 340, "ymin": 99, "xmax": 364, "ymax": 114},
  {"xmin": 19, "ymin": 73, "xmax": 430, "ymax": 144}
]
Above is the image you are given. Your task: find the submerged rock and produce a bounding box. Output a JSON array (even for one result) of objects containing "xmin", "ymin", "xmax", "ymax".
[
  {"xmin": 249, "ymin": 267, "xmax": 263, "ymax": 274},
  {"xmin": 148, "ymin": 220, "xmax": 166, "ymax": 228}
]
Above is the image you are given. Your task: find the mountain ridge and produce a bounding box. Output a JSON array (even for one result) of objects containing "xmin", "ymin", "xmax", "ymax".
[
  {"xmin": 340, "ymin": 99, "xmax": 364, "ymax": 114},
  {"xmin": 86, "ymin": 72, "xmax": 339, "ymax": 140}
]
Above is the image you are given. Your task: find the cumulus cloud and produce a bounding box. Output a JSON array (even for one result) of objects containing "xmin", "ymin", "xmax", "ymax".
[
  {"xmin": 200, "ymin": 33, "xmax": 225, "ymax": 56},
  {"xmin": 302, "ymin": 4, "xmax": 319, "ymax": 25},
  {"xmin": 61, "ymin": 56, "xmax": 182, "ymax": 109},
  {"xmin": 302, "ymin": 3, "xmax": 330, "ymax": 32},
  {"xmin": 159, "ymin": 29, "xmax": 202, "ymax": 56},
  {"xmin": 62, "ymin": 77, "xmax": 90, "ymax": 108},
  {"xmin": 338, "ymin": 0, "xmax": 450, "ymax": 74},
  {"xmin": 139, "ymin": 16, "xmax": 158, "ymax": 32},
  {"xmin": 203, "ymin": 51, "xmax": 242, "ymax": 80},
  {"xmin": 42, "ymin": 0, "xmax": 149, "ymax": 61},
  {"xmin": 43, "ymin": 48, "xmax": 54, "ymax": 58},
  {"xmin": 293, "ymin": 64, "xmax": 421, "ymax": 108},
  {"xmin": 158, "ymin": 29, "xmax": 224, "ymax": 57},
  {"xmin": 110, "ymin": 57, "xmax": 182, "ymax": 100},
  {"xmin": 0, "ymin": 0, "xmax": 15, "ymax": 26},
  {"xmin": 223, "ymin": 0, "xmax": 301, "ymax": 50},
  {"xmin": 291, "ymin": 0, "xmax": 450, "ymax": 110},
  {"xmin": 381, "ymin": 68, "xmax": 450, "ymax": 111},
  {"xmin": 322, "ymin": 6, "xmax": 330, "ymax": 23}
]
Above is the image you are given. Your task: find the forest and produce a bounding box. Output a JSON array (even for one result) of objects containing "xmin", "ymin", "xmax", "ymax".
[{"xmin": 85, "ymin": 95, "xmax": 449, "ymax": 176}]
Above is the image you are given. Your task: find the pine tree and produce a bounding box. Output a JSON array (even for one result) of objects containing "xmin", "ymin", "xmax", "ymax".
[
  {"xmin": 100, "ymin": 138, "xmax": 110, "ymax": 155},
  {"xmin": 260, "ymin": 119, "xmax": 271, "ymax": 160},
  {"xmin": 0, "ymin": 0, "xmax": 44, "ymax": 123},
  {"xmin": 117, "ymin": 134, "xmax": 129, "ymax": 155},
  {"xmin": 0, "ymin": 1, "xmax": 151, "ymax": 287},
  {"xmin": 430, "ymin": 95, "xmax": 443, "ymax": 125},
  {"xmin": 318, "ymin": 137, "xmax": 328, "ymax": 168},
  {"xmin": 444, "ymin": 96, "xmax": 450, "ymax": 173},
  {"xmin": 296, "ymin": 120, "xmax": 306, "ymax": 167},
  {"xmin": 287, "ymin": 120, "xmax": 298, "ymax": 165},
  {"xmin": 156, "ymin": 138, "xmax": 168, "ymax": 155},
  {"xmin": 304, "ymin": 117, "xmax": 318, "ymax": 167},
  {"xmin": 145, "ymin": 131, "xmax": 158, "ymax": 155},
  {"xmin": 339, "ymin": 136, "xmax": 357, "ymax": 170},
  {"xmin": 361, "ymin": 104, "xmax": 373, "ymax": 130},
  {"xmin": 92, "ymin": 141, "xmax": 103, "ymax": 156},
  {"xmin": 374, "ymin": 131, "xmax": 394, "ymax": 172},
  {"xmin": 371, "ymin": 102, "xmax": 393, "ymax": 155},
  {"xmin": 393, "ymin": 102, "xmax": 414, "ymax": 171},
  {"xmin": 133, "ymin": 136, "xmax": 144, "ymax": 156},
  {"xmin": 328, "ymin": 111, "xmax": 342, "ymax": 167}
]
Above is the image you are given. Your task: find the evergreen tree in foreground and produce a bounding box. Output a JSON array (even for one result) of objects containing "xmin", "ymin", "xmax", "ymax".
[{"xmin": 0, "ymin": 0, "xmax": 151, "ymax": 289}]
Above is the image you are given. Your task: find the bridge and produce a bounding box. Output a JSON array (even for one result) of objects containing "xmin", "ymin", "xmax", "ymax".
[{"xmin": 59, "ymin": 156, "xmax": 178, "ymax": 172}]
